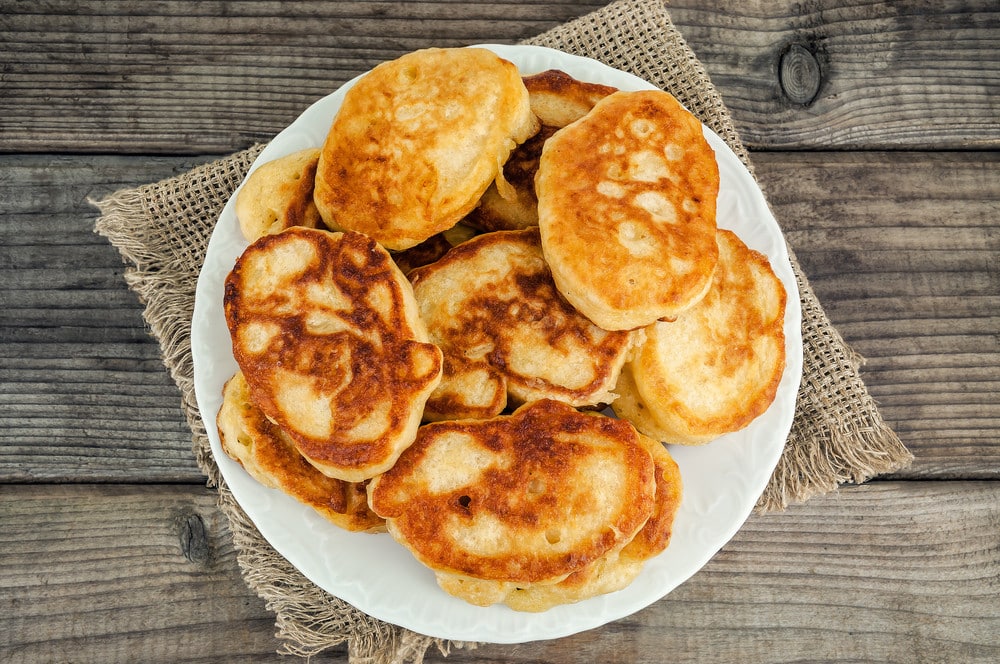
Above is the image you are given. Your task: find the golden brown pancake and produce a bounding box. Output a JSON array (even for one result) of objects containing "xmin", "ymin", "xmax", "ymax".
[
  {"xmin": 408, "ymin": 228, "xmax": 638, "ymax": 421},
  {"xmin": 526, "ymin": 69, "xmax": 620, "ymax": 128},
  {"xmin": 536, "ymin": 89, "xmax": 720, "ymax": 330},
  {"xmin": 313, "ymin": 47, "xmax": 539, "ymax": 250},
  {"xmin": 463, "ymin": 126, "xmax": 555, "ymax": 233},
  {"xmin": 466, "ymin": 70, "xmax": 618, "ymax": 232},
  {"xmin": 223, "ymin": 227, "xmax": 443, "ymax": 481},
  {"xmin": 613, "ymin": 229, "xmax": 787, "ymax": 444},
  {"xmin": 367, "ymin": 400, "xmax": 657, "ymax": 607},
  {"xmin": 504, "ymin": 434, "xmax": 682, "ymax": 611},
  {"xmin": 234, "ymin": 148, "xmax": 322, "ymax": 242},
  {"xmin": 217, "ymin": 371, "xmax": 384, "ymax": 532}
]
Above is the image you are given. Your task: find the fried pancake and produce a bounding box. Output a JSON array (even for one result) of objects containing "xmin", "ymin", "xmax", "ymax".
[
  {"xmin": 463, "ymin": 126, "xmax": 555, "ymax": 233},
  {"xmin": 504, "ymin": 434, "xmax": 682, "ymax": 612},
  {"xmin": 466, "ymin": 70, "xmax": 617, "ymax": 232},
  {"xmin": 224, "ymin": 227, "xmax": 443, "ymax": 481},
  {"xmin": 313, "ymin": 47, "xmax": 539, "ymax": 250},
  {"xmin": 367, "ymin": 400, "xmax": 657, "ymax": 607},
  {"xmin": 537, "ymin": 89, "xmax": 720, "ymax": 330},
  {"xmin": 526, "ymin": 69, "xmax": 620, "ymax": 128},
  {"xmin": 235, "ymin": 148, "xmax": 322, "ymax": 242},
  {"xmin": 613, "ymin": 229, "xmax": 787, "ymax": 444},
  {"xmin": 217, "ymin": 371, "xmax": 384, "ymax": 532},
  {"xmin": 408, "ymin": 228, "xmax": 638, "ymax": 421}
]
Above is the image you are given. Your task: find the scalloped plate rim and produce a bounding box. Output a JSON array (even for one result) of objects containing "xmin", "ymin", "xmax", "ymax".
[{"xmin": 191, "ymin": 43, "xmax": 803, "ymax": 644}]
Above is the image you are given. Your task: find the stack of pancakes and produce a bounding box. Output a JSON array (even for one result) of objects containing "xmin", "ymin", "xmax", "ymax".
[{"xmin": 218, "ymin": 46, "xmax": 786, "ymax": 611}]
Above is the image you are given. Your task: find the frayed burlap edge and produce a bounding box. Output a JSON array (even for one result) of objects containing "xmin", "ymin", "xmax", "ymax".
[
  {"xmin": 757, "ymin": 244, "xmax": 913, "ymax": 511},
  {"xmin": 92, "ymin": 149, "xmax": 472, "ymax": 664},
  {"xmin": 92, "ymin": 0, "xmax": 912, "ymax": 660},
  {"xmin": 525, "ymin": 0, "xmax": 911, "ymax": 512}
]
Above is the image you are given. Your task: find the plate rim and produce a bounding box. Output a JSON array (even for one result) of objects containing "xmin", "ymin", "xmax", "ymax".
[{"xmin": 191, "ymin": 43, "xmax": 803, "ymax": 644}]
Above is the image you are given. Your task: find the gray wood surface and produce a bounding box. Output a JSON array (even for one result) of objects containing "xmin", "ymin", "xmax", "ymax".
[
  {"xmin": 3, "ymin": 482, "xmax": 998, "ymax": 662},
  {"xmin": 1, "ymin": 0, "xmax": 997, "ymax": 662},
  {"xmin": 1, "ymin": 1, "xmax": 997, "ymax": 152}
]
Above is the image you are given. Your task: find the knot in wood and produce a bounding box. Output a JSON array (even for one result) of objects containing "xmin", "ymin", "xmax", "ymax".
[
  {"xmin": 779, "ymin": 44, "xmax": 822, "ymax": 105},
  {"xmin": 179, "ymin": 512, "xmax": 210, "ymax": 564}
]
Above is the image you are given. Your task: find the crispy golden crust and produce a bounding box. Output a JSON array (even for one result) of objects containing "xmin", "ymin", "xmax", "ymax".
[
  {"xmin": 223, "ymin": 227, "xmax": 442, "ymax": 481},
  {"xmin": 367, "ymin": 400, "xmax": 656, "ymax": 596},
  {"xmin": 537, "ymin": 89, "xmax": 720, "ymax": 330},
  {"xmin": 217, "ymin": 372, "xmax": 385, "ymax": 532},
  {"xmin": 464, "ymin": 126, "xmax": 555, "ymax": 233},
  {"xmin": 235, "ymin": 148, "xmax": 322, "ymax": 242},
  {"xmin": 313, "ymin": 47, "xmax": 538, "ymax": 250},
  {"xmin": 525, "ymin": 69, "xmax": 620, "ymax": 127},
  {"xmin": 503, "ymin": 434, "xmax": 682, "ymax": 611},
  {"xmin": 409, "ymin": 229, "xmax": 638, "ymax": 421},
  {"xmin": 614, "ymin": 229, "xmax": 787, "ymax": 444},
  {"xmin": 466, "ymin": 70, "xmax": 618, "ymax": 233}
]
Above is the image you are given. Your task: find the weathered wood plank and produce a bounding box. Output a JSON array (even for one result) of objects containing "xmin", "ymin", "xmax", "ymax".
[
  {"xmin": 0, "ymin": 484, "xmax": 289, "ymax": 663},
  {"xmin": 2, "ymin": 482, "xmax": 997, "ymax": 663},
  {"xmin": 0, "ymin": 1, "xmax": 996, "ymax": 153},
  {"xmin": 0, "ymin": 154, "xmax": 216, "ymax": 482},
  {"xmin": 669, "ymin": 0, "xmax": 1000, "ymax": 149},
  {"xmin": 1, "ymin": 150, "xmax": 996, "ymax": 481},
  {"xmin": 752, "ymin": 151, "xmax": 1000, "ymax": 478}
]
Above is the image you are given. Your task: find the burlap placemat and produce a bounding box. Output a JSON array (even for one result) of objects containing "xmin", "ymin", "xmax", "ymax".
[{"xmin": 93, "ymin": 0, "xmax": 912, "ymax": 661}]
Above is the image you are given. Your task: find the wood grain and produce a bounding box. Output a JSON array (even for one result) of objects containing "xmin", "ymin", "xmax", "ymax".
[
  {"xmin": 0, "ymin": 155, "xmax": 213, "ymax": 482},
  {"xmin": 1, "ymin": 3, "xmax": 996, "ymax": 660},
  {"xmin": 2, "ymin": 482, "xmax": 997, "ymax": 663},
  {"xmin": 0, "ymin": 485, "xmax": 284, "ymax": 663},
  {"xmin": 668, "ymin": 0, "xmax": 1000, "ymax": 149},
  {"xmin": 0, "ymin": 1, "xmax": 996, "ymax": 153},
  {"xmin": 3, "ymin": 151, "xmax": 995, "ymax": 482},
  {"xmin": 753, "ymin": 151, "xmax": 1000, "ymax": 478}
]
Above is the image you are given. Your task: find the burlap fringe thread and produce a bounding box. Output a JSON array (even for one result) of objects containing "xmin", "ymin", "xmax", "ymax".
[
  {"xmin": 522, "ymin": 0, "xmax": 911, "ymax": 512},
  {"xmin": 93, "ymin": 147, "xmax": 476, "ymax": 663},
  {"xmin": 93, "ymin": 0, "xmax": 912, "ymax": 661}
]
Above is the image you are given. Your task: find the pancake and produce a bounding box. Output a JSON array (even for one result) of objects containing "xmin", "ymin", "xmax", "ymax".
[
  {"xmin": 408, "ymin": 228, "xmax": 638, "ymax": 421},
  {"xmin": 313, "ymin": 47, "xmax": 539, "ymax": 250},
  {"xmin": 217, "ymin": 371, "xmax": 384, "ymax": 532},
  {"xmin": 526, "ymin": 69, "xmax": 620, "ymax": 128},
  {"xmin": 536, "ymin": 89, "xmax": 720, "ymax": 330},
  {"xmin": 504, "ymin": 433, "xmax": 682, "ymax": 612},
  {"xmin": 466, "ymin": 70, "xmax": 618, "ymax": 232},
  {"xmin": 613, "ymin": 229, "xmax": 787, "ymax": 445},
  {"xmin": 234, "ymin": 148, "xmax": 322, "ymax": 242},
  {"xmin": 463, "ymin": 126, "xmax": 555, "ymax": 233},
  {"xmin": 367, "ymin": 399, "xmax": 657, "ymax": 607},
  {"xmin": 223, "ymin": 227, "xmax": 443, "ymax": 481}
]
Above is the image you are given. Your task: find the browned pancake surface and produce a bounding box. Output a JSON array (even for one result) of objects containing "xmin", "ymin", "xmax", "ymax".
[
  {"xmin": 614, "ymin": 228, "xmax": 787, "ymax": 444},
  {"xmin": 526, "ymin": 69, "xmax": 620, "ymax": 127},
  {"xmin": 504, "ymin": 434, "xmax": 682, "ymax": 611},
  {"xmin": 537, "ymin": 89, "xmax": 720, "ymax": 330},
  {"xmin": 466, "ymin": 70, "xmax": 618, "ymax": 232},
  {"xmin": 217, "ymin": 372, "xmax": 384, "ymax": 532},
  {"xmin": 409, "ymin": 229, "xmax": 637, "ymax": 421},
  {"xmin": 235, "ymin": 148, "xmax": 322, "ymax": 242},
  {"xmin": 224, "ymin": 227, "xmax": 442, "ymax": 481},
  {"xmin": 367, "ymin": 400, "xmax": 656, "ymax": 595},
  {"xmin": 313, "ymin": 47, "xmax": 538, "ymax": 250}
]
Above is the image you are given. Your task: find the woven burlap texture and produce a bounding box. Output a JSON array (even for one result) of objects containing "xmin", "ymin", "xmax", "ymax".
[{"xmin": 93, "ymin": 0, "xmax": 912, "ymax": 661}]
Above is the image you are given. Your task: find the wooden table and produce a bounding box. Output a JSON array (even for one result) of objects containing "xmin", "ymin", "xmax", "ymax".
[{"xmin": 2, "ymin": 2, "xmax": 998, "ymax": 662}]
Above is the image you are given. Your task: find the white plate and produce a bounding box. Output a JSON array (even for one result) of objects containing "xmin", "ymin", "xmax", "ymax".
[{"xmin": 191, "ymin": 44, "xmax": 803, "ymax": 644}]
